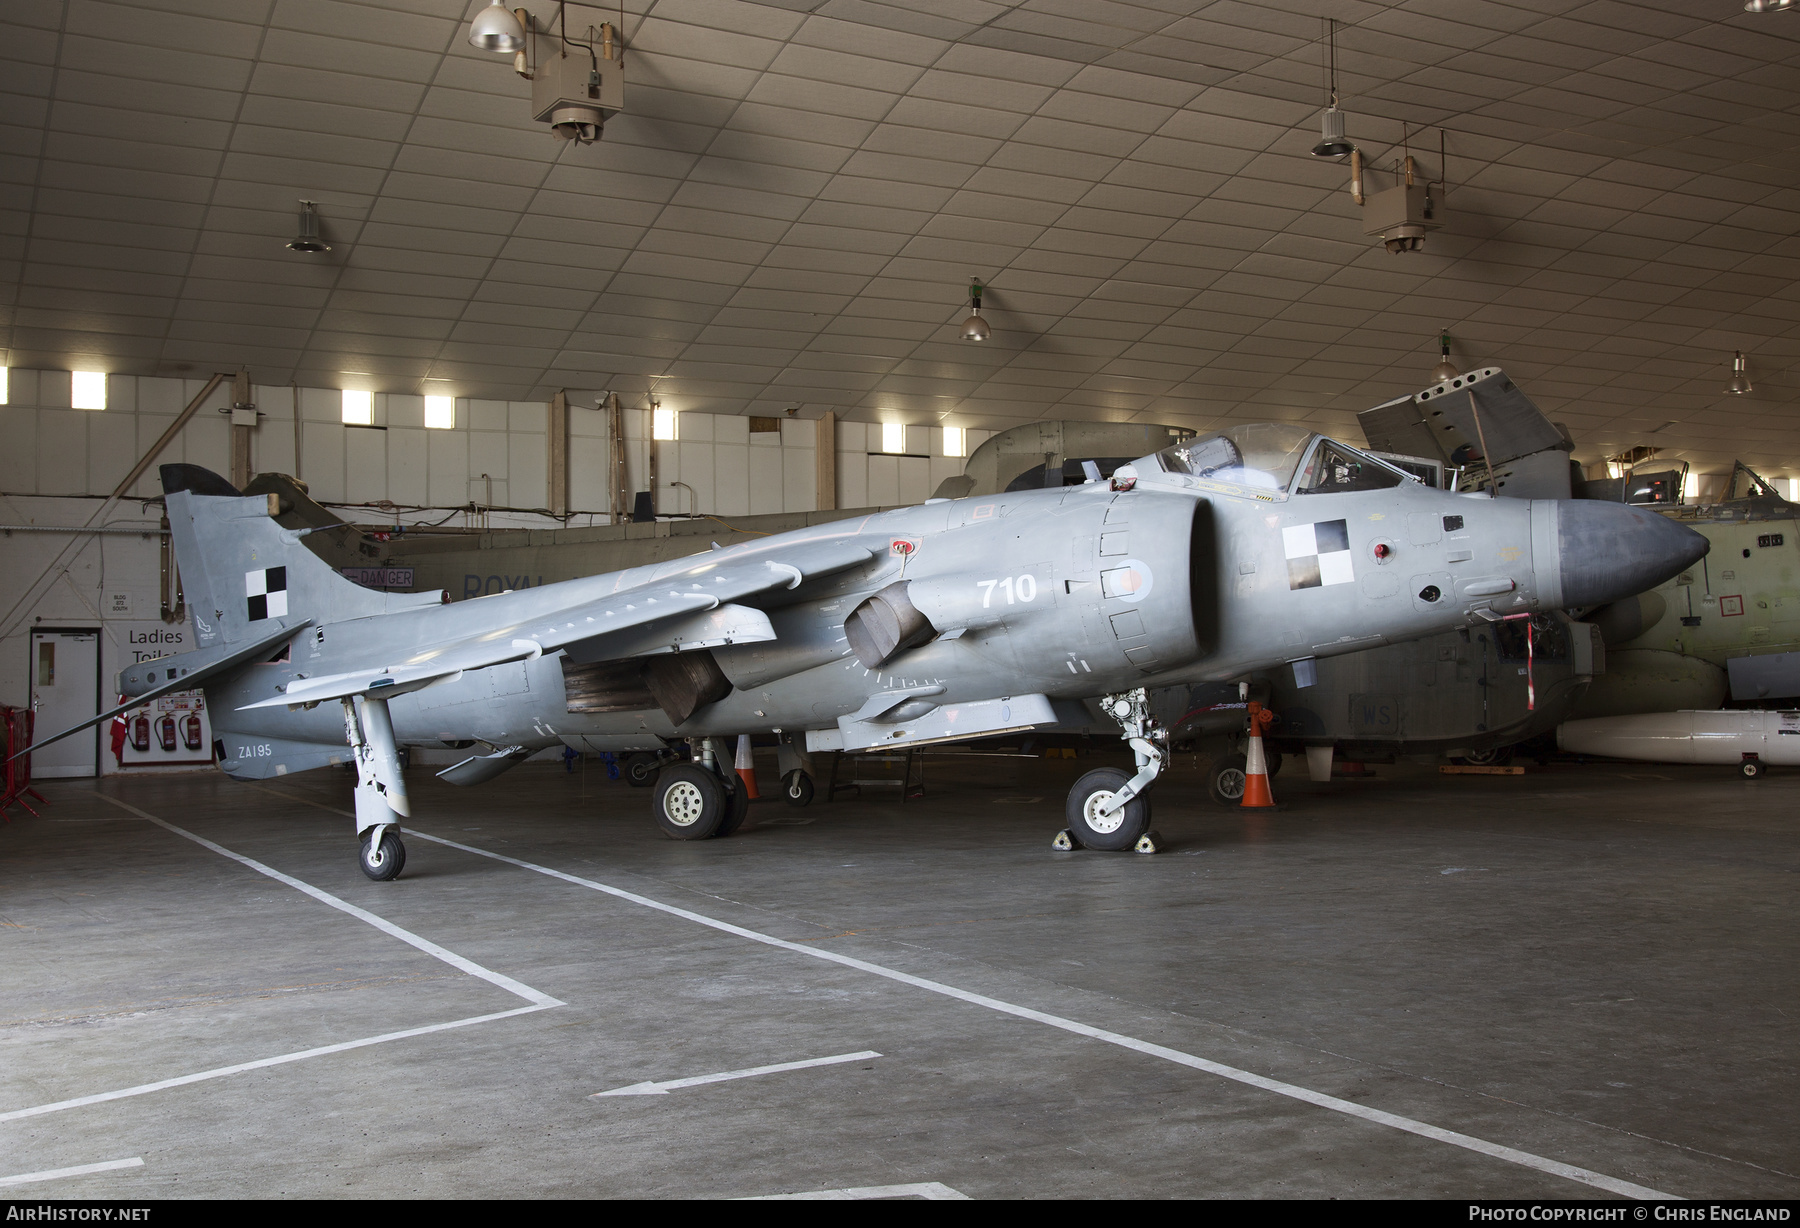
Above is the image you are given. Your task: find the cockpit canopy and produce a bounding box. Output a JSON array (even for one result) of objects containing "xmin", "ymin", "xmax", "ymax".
[{"xmin": 1149, "ymin": 424, "xmax": 1411, "ymax": 496}]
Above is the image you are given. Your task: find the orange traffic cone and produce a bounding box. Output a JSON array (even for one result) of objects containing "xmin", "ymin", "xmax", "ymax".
[
  {"xmin": 1241, "ymin": 701, "xmax": 1277, "ymax": 808},
  {"xmin": 734, "ymin": 734, "xmax": 761, "ymax": 799}
]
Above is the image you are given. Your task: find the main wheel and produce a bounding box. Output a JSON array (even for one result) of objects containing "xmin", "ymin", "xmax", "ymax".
[
  {"xmin": 783, "ymin": 770, "xmax": 815, "ymax": 808},
  {"xmin": 653, "ymin": 764, "xmax": 726, "ymax": 839},
  {"xmin": 1208, "ymin": 753, "xmax": 1248, "ymax": 807},
  {"xmin": 623, "ymin": 752, "xmax": 661, "ymax": 788},
  {"xmin": 715, "ymin": 778, "xmax": 750, "ymax": 837},
  {"xmin": 1742, "ymin": 759, "xmax": 1766, "ymax": 779},
  {"xmin": 1066, "ymin": 768, "xmax": 1150, "ymax": 851},
  {"xmin": 359, "ymin": 828, "xmax": 406, "ymax": 881}
]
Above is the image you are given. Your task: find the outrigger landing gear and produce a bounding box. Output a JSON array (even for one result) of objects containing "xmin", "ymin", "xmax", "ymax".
[
  {"xmin": 343, "ymin": 695, "xmax": 409, "ymax": 880},
  {"xmin": 1060, "ymin": 688, "xmax": 1166, "ymax": 852}
]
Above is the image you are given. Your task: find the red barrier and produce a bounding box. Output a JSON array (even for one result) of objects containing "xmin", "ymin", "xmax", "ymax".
[{"xmin": 1, "ymin": 706, "xmax": 46, "ymax": 819}]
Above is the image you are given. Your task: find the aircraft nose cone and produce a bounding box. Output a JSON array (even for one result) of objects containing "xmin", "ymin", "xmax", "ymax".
[{"xmin": 1557, "ymin": 501, "xmax": 1709, "ymax": 608}]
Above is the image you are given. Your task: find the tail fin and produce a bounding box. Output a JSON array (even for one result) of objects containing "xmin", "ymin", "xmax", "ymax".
[{"xmin": 161, "ymin": 464, "xmax": 441, "ymax": 649}]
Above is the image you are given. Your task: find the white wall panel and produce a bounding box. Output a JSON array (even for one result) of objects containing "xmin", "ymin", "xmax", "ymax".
[
  {"xmin": 898, "ymin": 455, "xmax": 931, "ymax": 504},
  {"xmin": 38, "ymin": 409, "xmax": 89, "ymax": 495},
  {"xmin": 838, "ymin": 444, "xmax": 867, "ymax": 508},
  {"xmin": 0, "ymin": 407, "xmax": 38, "ymax": 493},
  {"xmin": 866, "ymin": 453, "xmax": 897, "ymax": 507},
  {"xmin": 569, "ymin": 433, "xmax": 608, "ymax": 513},
  {"xmin": 4, "ymin": 369, "xmax": 40, "ymax": 408},
  {"xmin": 302, "ymin": 419, "xmax": 345, "ymax": 502},
  {"xmin": 748, "ymin": 444, "xmax": 782, "ymax": 515},
  {"xmin": 185, "ymin": 414, "xmax": 231, "ymax": 480},
  {"xmin": 427, "ymin": 429, "xmax": 469, "ymax": 506},
  {"xmin": 388, "ymin": 426, "xmax": 428, "ymax": 506},
  {"xmin": 510, "ymin": 431, "xmax": 547, "ymax": 509},
  {"xmin": 468, "ymin": 430, "xmax": 508, "ymax": 499},
  {"xmin": 782, "ymin": 444, "xmax": 815, "ymax": 512},
  {"xmin": 88, "ymin": 408, "xmax": 136, "ymax": 495},
  {"xmin": 345, "ymin": 426, "xmax": 389, "ymax": 503},
  {"xmin": 714, "ymin": 443, "xmax": 749, "ymax": 516},
  {"xmin": 468, "ymin": 398, "xmax": 507, "ymax": 432},
  {"xmin": 675, "ymin": 439, "xmax": 714, "ymax": 514}
]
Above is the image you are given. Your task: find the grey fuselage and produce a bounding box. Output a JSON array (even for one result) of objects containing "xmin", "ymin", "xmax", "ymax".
[{"xmin": 187, "ymin": 455, "xmax": 1699, "ymax": 778}]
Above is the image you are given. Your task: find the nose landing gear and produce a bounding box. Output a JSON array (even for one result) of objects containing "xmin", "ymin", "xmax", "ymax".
[{"xmin": 1055, "ymin": 688, "xmax": 1165, "ymax": 853}]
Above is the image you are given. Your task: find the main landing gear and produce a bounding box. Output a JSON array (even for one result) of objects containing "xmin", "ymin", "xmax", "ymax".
[
  {"xmin": 343, "ymin": 694, "xmax": 409, "ymax": 880},
  {"xmin": 652, "ymin": 737, "xmax": 750, "ymax": 840},
  {"xmin": 1057, "ymin": 688, "xmax": 1165, "ymax": 854}
]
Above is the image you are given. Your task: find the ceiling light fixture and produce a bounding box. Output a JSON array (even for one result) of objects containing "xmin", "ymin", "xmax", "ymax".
[
  {"xmin": 286, "ymin": 200, "xmax": 330, "ymax": 253},
  {"xmin": 1744, "ymin": 0, "xmax": 1792, "ymax": 11},
  {"xmin": 1429, "ymin": 332, "xmax": 1458, "ymax": 384},
  {"xmin": 1311, "ymin": 19, "xmax": 1355, "ymax": 158},
  {"xmin": 960, "ymin": 281, "xmax": 989, "ymax": 342},
  {"xmin": 469, "ymin": 1, "xmax": 526, "ymax": 51},
  {"xmin": 1726, "ymin": 350, "xmax": 1753, "ymax": 395}
]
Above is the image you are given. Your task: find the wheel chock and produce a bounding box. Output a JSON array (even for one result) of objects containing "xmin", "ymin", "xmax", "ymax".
[
  {"xmin": 1133, "ymin": 830, "xmax": 1162, "ymax": 854},
  {"xmin": 1051, "ymin": 829, "xmax": 1079, "ymax": 851}
]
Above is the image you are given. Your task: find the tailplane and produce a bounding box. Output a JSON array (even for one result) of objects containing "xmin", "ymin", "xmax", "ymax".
[{"xmin": 161, "ymin": 464, "xmax": 441, "ymax": 649}]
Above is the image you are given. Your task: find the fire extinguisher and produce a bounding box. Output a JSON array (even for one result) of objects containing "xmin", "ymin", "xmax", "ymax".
[
  {"xmin": 182, "ymin": 713, "xmax": 202, "ymax": 751},
  {"xmin": 157, "ymin": 715, "xmax": 177, "ymax": 753},
  {"xmin": 131, "ymin": 714, "xmax": 151, "ymax": 754}
]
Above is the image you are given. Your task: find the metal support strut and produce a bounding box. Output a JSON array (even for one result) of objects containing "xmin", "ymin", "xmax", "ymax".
[
  {"xmin": 342, "ymin": 695, "xmax": 410, "ymax": 844},
  {"xmin": 1096, "ymin": 687, "xmax": 1165, "ymax": 818}
]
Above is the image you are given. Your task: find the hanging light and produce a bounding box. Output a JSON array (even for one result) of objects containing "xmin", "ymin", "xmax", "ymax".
[
  {"xmin": 285, "ymin": 200, "xmax": 330, "ymax": 253},
  {"xmin": 960, "ymin": 281, "xmax": 989, "ymax": 342},
  {"xmin": 1429, "ymin": 332, "xmax": 1458, "ymax": 384},
  {"xmin": 1744, "ymin": 0, "xmax": 1793, "ymax": 11},
  {"xmin": 1726, "ymin": 350, "xmax": 1752, "ymax": 395},
  {"xmin": 469, "ymin": 1, "xmax": 526, "ymax": 52},
  {"xmin": 1310, "ymin": 19, "xmax": 1355, "ymax": 158}
]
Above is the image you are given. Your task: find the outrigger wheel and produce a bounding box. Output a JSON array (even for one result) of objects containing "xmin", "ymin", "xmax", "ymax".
[
  {"xmin": 654, "ymin": 764, "xmax": 727, "ymax": 839},
  {"xmin": 782, "ymin": 770, "xmax": 815, "ymax": 808},
  {"xmin": 622, "ymin": 752, "xmax": 662, "ymax": 788},
  {"xmin": 359, "ymin": 827, "xmax": 406, "ymax": 881}
]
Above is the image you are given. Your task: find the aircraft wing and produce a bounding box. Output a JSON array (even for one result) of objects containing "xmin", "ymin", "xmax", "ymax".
[{"xmin": 241, "ymin": 538, "xmax": 875, "ymax": 711}]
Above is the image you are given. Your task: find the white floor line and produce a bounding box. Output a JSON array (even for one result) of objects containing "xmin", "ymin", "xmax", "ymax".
[
  {"xmin": 0, "ymin": 1157, "xmax": 144, "ymax": 1187},
  {"xmin": 0, "ymin": 1006, "xmax": 550, "ymax": 1124},
  {"xmin": 741, "ymin": 1182, "xmax": 969, "ymax": 1200},
  {"xmin": 0, "ymin": 796, "xmax": 562, "ymax": 1125},
  {"xmin": 409, "ymin": 829, "xmax": 1679, "ymax": 1201},
  {"xmin": 93, "ymin": 793, "xmax": 561, "ymax": 1010},
  {"xmin": 594, "ymin": 1050, "xmax": 883, "ymax": 1097}
]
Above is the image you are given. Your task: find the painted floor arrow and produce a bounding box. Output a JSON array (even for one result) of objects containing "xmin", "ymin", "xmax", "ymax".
[{"xmin": 592, "ymin": 1050, "xmax": 881, "ymax": 1097}]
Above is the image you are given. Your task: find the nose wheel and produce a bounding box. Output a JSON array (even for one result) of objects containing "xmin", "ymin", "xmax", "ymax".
[{"xmin": 1057, "ymin": 688, "xmax": 1166, "ymax": 853}]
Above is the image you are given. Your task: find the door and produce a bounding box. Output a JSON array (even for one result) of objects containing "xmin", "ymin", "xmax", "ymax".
[{"xmin": 29, "ymin": 628, "xmax": 100, "ymax": 778}]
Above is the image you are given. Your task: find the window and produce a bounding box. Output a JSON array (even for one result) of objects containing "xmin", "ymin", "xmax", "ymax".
[
  {"xmin": 424, "ymin": 395, "xmax": 455, "ymax": 430},
  {"xmin": 652, "ymin": 407, "xmax": 677, "ymax": 440},
  {"xmin": 71, "ymin": 370, "xmax": 106, "ymax": 410},
  {"xmin": 942, "ymin": 426, "xmax": 966, "ymax": 458},
  {"xmin": 881, "ymin": 422, "xmax": 905, "ymax": 453},
  {"xmin": 342, "ymin": 389, "xmax": 372, "ymax": 425}
]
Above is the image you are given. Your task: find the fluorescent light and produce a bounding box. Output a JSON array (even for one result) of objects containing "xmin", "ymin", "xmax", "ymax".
[
  {"xmin": 342, "ymin": 389, "xmax": 372, "ymax": 425},
  {"xmin": 1685, "ymin": 472, "xmax": 1700, "ymax": 500},
  {"xmin": 0, "ymin": 367, "xmax": 7, "ymax": 405},
  {"xmin": 942, "ymin": 427, "xmax": 966, "ymax": 458},
  {"xmin": 882, "ymin": 422, "xmax": 905, "ymax": 453},
  {"xmin": 424, "ymin": 395, "xmax": 455, "ymax": 429},
  {"xmin": 72, "ymin": 370, "xmax": 106, "ymax": 410},
  {"xmin": 1788, "ymin": 478, "xmax": 1798, "ymax": 502},
  {"xmin": 652, "ymin": 407, "xmax": 677, "ymax": 440}
]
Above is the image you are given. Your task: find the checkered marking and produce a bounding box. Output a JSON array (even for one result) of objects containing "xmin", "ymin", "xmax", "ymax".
[
  {"xmin": 1283, "ymin": 520, "xmax": 1354, "ymax": 590},
  {"xmin": 246, "ymin": 566, "xmax": 288, "ymax": 621}
]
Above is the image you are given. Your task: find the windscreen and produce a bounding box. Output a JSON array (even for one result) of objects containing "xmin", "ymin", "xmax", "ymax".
[
  {"xmin": 1294, "ymin": 440, "xmax": 1405, "ymax": 494},
  {"xmin": 1154, "ymin": 423, "xmax": 1316, "ymax": 492}
]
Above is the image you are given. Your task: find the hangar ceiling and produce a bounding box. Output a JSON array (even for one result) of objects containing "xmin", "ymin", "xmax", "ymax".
[{"xmin": 3, "ymin": 0, "xmax": 1798, "ymax": 474}]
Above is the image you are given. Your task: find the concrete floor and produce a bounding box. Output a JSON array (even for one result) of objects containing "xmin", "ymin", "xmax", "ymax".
[{"xmin": 1, "ymin": 752, "xmax": 1795, "ymax": 1200}]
